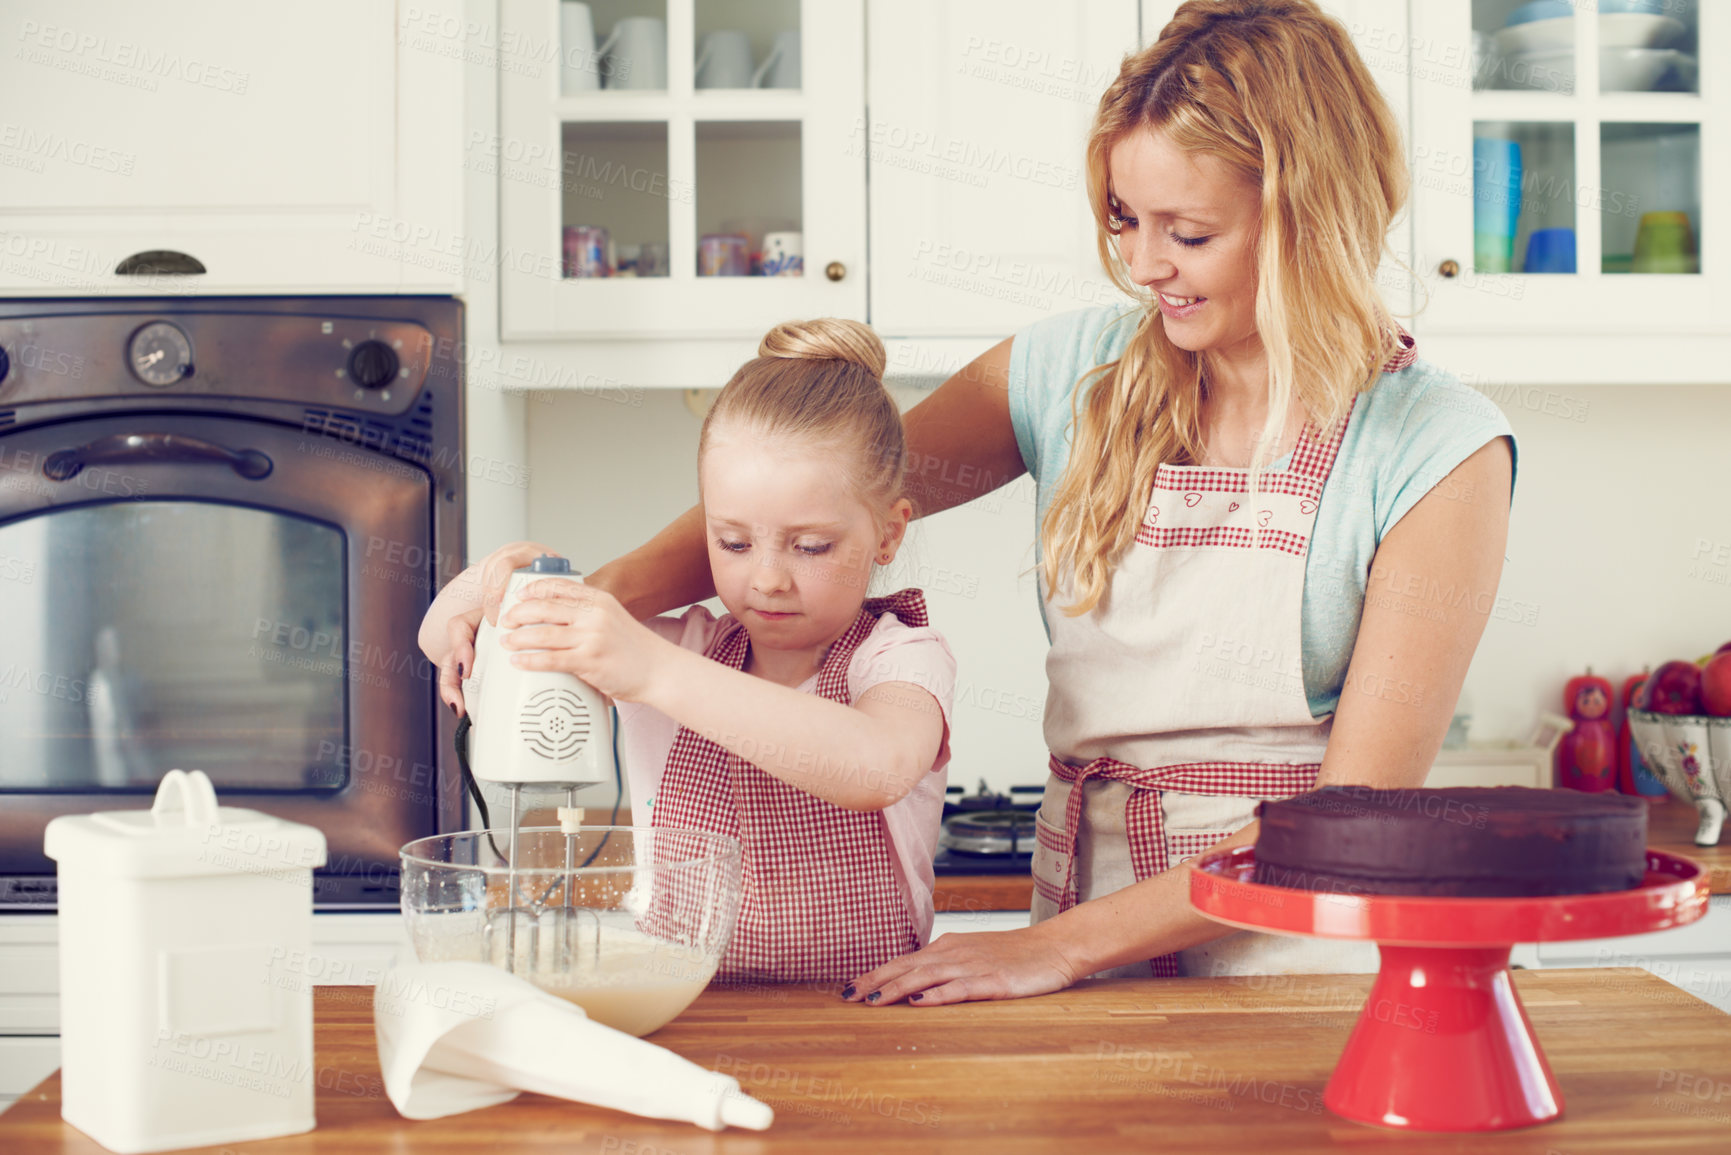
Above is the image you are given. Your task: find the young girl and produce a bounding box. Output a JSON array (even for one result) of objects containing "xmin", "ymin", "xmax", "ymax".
[{"xmin": 417, "ymin": 319, "xmax": 955, "ymax": 986}]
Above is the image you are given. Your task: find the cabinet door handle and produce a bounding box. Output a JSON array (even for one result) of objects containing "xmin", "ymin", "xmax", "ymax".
[
  {"xmin": 115, "ymin": 250, "xmax": 207, "ymax": 276},
  {"xmin": 825, "ymin": 261, "xmax": 847, "ymax": 282},
  {"xmin": 1438, "ymin": 259, "xmax": 1461, "ymax": 278}
]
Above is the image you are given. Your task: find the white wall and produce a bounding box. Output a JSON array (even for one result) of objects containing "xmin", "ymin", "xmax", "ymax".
[
  {"xmin": 1472, "ymin": 385, "xmax": 1731, "ymax": 739},
  {"xmin": 522, "ymin": 377, "xmax": 1731, "ymax": 795}
]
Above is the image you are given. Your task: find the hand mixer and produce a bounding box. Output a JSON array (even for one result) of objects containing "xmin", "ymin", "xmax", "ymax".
[{"xmin": 455, "ymin": 555, "xmax": 616, "ymax": 974}]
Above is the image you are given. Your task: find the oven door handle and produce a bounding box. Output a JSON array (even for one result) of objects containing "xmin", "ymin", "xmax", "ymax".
[{"xmin": 43, "ymin": 432, "xmax": 273, "ymax": 482}]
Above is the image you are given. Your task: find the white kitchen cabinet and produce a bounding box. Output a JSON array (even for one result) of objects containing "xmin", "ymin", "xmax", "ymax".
[
  {"xmin": 866, "ymin": 0, "xmax": 1141, "ymax": 341},
  {"xmin": 0, "ymin": 0, "xmax": 464, "ymax": 296},
  {"xmin": 1423, "ymin": 742, "xmax": 1551, "ymax": 788},
  {"xmin": 1408, "ymin": 0, "xmax": 1729, "ymax": 383},
  {"xmin": 496, "ymin": 0, "xmax": 865, "ymax": 340}
]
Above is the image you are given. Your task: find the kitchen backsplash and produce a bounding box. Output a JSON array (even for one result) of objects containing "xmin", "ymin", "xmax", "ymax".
[{"xmin": 519, "ymin": 381, "xmax": 1731, "ymax": 798}]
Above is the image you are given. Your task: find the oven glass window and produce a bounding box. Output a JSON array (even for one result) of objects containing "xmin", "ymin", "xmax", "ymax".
[{"xmin": 0, "ymin": 501, "xmax": 347, "ymax": 792}]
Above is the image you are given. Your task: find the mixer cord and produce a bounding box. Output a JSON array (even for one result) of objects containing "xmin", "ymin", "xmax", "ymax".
[{"xmin": 577, "ymin": 705, "xmax": 624, "ymax": 869}]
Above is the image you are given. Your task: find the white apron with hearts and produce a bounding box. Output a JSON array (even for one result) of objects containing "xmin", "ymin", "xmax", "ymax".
[{"xmin": 1029, "ymin": 342, "xmax": 1415, "ymax": 977}]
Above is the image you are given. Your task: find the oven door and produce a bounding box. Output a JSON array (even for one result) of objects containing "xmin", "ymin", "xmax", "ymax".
[{"xmin": 0, "ymin": 412, "xmax": 444, "ymax": 906}]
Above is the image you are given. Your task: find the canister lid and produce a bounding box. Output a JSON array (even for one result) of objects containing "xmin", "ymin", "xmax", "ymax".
[{"xmin": 43, "ymin": 769, "xmax": 328, "ymax": 881}]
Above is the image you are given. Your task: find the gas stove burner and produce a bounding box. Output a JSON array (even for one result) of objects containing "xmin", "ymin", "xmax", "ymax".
[{"xmin": 940, "ymin": 809, "xmax": 1036, "ymax": 856}]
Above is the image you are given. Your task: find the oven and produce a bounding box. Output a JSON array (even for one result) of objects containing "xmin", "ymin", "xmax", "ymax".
[{"xmin": 0, "ymin": 296, "xmax": 465, "ymax": 909}]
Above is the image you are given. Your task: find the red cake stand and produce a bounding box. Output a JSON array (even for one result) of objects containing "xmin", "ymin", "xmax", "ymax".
[{"xmin": 1189, "ymin": 848, "xmax": 1708, "ymax": 1132}]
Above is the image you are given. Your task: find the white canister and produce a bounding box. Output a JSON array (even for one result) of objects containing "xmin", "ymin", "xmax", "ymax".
[{"xmin": 44, "ymin": 770, "xmax": 328, "ymax": 1154}]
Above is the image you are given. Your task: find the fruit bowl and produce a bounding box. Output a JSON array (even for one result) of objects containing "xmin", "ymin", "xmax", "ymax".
[
  {"xmin": 1627, "ymin": 712, "xmax": 1731, "ymax": 845},
  {"xmin": 399, "ymin": 827, "xmax": 743, "ymax": 1036}
]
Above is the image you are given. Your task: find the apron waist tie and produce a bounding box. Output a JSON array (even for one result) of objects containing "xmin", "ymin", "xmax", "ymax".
[{"xmin": 1045, "ymin": 753, "xmax": 1321, "ymax": 976}]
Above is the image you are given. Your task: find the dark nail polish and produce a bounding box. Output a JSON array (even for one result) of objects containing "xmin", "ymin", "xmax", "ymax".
[
  {"xmin": 909, "ymin": 991, "xmax": 923, "ymax": 1002},
  {"xmin": 866, "ymin": 990, "xmax": 881, "ymax": 1004},
  {"xmin": 840, "ymin": 985, "xmax": 856, "ymax": 999},
  {"xmin": 457, "ymin": 662, "xmax": 465, "ymax": 679},
  {"xmin": 448, "ymin": 701, "xmax": 458, "ymax": 716}
]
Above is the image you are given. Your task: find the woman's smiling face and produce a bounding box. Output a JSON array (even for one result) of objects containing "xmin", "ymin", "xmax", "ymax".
[{"xmin": 1107, "ymin": 127, "xmax": 1263, "ymax": 361}]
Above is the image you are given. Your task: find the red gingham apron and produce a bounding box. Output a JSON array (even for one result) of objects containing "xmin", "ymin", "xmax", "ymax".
[
  {"xmin": 1031, "ymin": 336, "xmax": 1417, "ymax": 978},
  {"xmin": 651, "ymin": 589, "xmax": 928, "ymax": 985}
]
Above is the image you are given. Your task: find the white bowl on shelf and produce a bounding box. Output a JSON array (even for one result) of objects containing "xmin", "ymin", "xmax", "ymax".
[
  {"xmin": 1600, "ymin": 47, "xmax": 1686, "ymax": 91},
  {"xmin": 1600, "ymin": 13, "xmax": 1686, "ymax": 50},
  {"xmin": 1500, "ymin": 48, "xmax": 1575, "ymax": 93},
  {"xmin": 1493, "ymin": 15, "xmax": 1572, "ymax": 58}
]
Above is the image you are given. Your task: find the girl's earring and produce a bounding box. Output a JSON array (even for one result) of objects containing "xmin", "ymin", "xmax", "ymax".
[{"xmin": 878, "ymin": 551, "xmax": 892, "ymax": 564}]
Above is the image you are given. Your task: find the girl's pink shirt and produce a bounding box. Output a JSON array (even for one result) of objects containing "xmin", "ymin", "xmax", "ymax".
[{"xmin": 617, "ymin": 604, "xmax": 957, "ymax": 944}]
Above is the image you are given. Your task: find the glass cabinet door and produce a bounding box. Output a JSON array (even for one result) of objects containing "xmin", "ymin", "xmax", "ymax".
[
  {"xmin": 498, "ymin": 0, "xmax": 864, "ymax": 339},
  {"xmin": 1411, "ymin": 0, "xmax": 1718, "ymax": 346}
]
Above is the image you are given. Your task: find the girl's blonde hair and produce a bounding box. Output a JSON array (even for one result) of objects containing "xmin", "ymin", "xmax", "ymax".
[
  {"xmin": 1041, "ymin": 0, "xmax": 1408, "ymax": 614},
  {"xmin": 700, "ymin": 318, "xmax": 905, "ymax": 510}
]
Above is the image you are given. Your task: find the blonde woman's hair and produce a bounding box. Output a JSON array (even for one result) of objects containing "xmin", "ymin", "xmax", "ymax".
[
  {"xmin": 699, "ymin": 318, "xmax": 905, "ymax": 509},
  {"xmin": 1041, "ymin": 0, "xmax": 1409, "ymax": 614}
]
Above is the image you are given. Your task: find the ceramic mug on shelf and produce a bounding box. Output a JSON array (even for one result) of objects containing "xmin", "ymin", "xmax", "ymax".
[
  {"xmin": 559, "ymin": 1, "xmax": 601, "ymax": 94},
  {"xmin": 753, "ymin": 28, "xmax": 801, "ymax": 89},
  {"xmin": 598, "ymin": 16, "xmax": 667, "ymax": 91},
  {"xmin": 638, "ymin": 241, "xmax": 670, "ymax": 278},
  {"xmin": 698, "ymin": 234, "xmax": 750, "ymax": 276},
  {"xmin": 563, "ymin": 225, "xmax": 612, "ymax": 278},
  {"xmin": 696, "ymin": 29, "xmax": 754, "ymax": 89},
  {"xmin": 760, "ymin": 231, "xmax": 803, "ymax": 276}
]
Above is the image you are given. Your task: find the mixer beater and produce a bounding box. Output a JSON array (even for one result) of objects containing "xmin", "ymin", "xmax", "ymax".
[{"xmin": 456, "ymin": 555, "xmax": 617, "ymax": 974}]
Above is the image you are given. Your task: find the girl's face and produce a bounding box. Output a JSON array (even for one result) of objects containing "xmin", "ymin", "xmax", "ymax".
[
  {"xmin": 700, "ymin": 428, "xmax": 910, "ymax": 661},
  {"xmin": 1107, "ymin": 127, "xmax": 1262, "ymax": 361}
]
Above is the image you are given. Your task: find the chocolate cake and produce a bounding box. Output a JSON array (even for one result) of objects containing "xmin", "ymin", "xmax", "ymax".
[{"xmin": 1252, "ymin": 786, "xmax": 1648, "ymax": 897}]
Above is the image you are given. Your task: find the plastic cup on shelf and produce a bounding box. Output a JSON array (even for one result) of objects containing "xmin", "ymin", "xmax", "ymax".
[
  {"xmin": 1523, "ymin": 227, "xmax": 1576, "ymax": 273},
  {"xmin": 1632, "ymin": 211, "xmax": 1698, "ymax": 274},
  {"xmin": 1473, "ymin": 137, "xmax": 1523, "ymax": 273}
]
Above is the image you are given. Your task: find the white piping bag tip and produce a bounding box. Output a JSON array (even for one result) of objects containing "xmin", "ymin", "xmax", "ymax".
[{"xmin": 720, "ymin": 1093, "xmax": 775, "ymax": 1131}]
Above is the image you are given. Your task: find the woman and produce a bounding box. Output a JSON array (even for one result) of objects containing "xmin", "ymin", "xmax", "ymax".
[{"xmin": 436, "ymin": 0, "xmax": 1515, "ymax": 1003}]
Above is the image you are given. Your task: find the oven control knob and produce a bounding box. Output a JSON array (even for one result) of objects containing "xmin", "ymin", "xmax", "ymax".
[{"xmin": 347, "ymin": 340, "xmax": 399, "ymax": 390}]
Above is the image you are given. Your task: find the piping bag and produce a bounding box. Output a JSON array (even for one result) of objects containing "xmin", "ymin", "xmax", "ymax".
[{"xmin": 374, "ymin": 961, "xmax": 773, "ymax": 1131}]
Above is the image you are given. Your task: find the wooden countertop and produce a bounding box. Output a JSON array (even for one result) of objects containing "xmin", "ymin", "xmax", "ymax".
[
  {"xmin": 6, "ymin": 972, "xmax": 1731, "ymax": 1152},
  {"xmin": 1649, "ymin": 801, "xmax": 1731, "ymax": 892},
  {"xmin": 935, "ymin": 798, "xmax": 1730, "ymax": 912}
]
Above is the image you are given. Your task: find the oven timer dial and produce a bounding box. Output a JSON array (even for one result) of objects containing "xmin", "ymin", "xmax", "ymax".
[
  {"xmin": 347, "ymin": 339, "xmax": 400, "ymax": 390},
  {"xmin": 128, "ymin": 321, "xmax": 193, "ymax": 387}
]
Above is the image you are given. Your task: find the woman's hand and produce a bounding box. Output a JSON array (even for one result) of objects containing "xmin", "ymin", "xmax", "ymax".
[
  {"xmin": 498, "ymin": 581, "xmax": 669, "ymax": 702},
  {"xmin": 418, "ymin": 540, "xmax": 564, "ymax": 671},
  {"xmin": 842, "ymin": 921, "xmax": 1085, "ymax": 1007},
  {"xmin": 474, "ymin": 540, "xmax": 565, "ymax": 626},
  {"xmin": 438, "ymin": 606, "xmax": 483, "ymax": 716}
]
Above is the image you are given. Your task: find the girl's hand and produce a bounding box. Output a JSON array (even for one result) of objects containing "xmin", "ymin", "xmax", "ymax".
[
  {"xmin": 842, "ymin": 922, "xmax": 1085, "ymax": 1007},
  {"xmin": 438, "ymin": 606, "xmax": 483, "ymax": 716},
  {"xmin": 497, "ymin": 581, "xmax": 667, "ymax": 702}
]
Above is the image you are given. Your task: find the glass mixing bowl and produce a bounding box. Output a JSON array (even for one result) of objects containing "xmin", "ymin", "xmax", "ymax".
[{"xmin": 400, "ymin": 827, "xmax": 742, "ymax": 1036}]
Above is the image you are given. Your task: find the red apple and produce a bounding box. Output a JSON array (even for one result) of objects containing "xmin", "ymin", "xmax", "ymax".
[
  {"xmin": 1717, "ymin": 640, "xmax": 1731, "ymax": 657},
  {"xmin": 1646, "ymin": 659, "xmax": 1704, "ymax": 715},
  {"xmin": 1703, "ymin": 652, "xmax": 1731, "ymax": 717}
]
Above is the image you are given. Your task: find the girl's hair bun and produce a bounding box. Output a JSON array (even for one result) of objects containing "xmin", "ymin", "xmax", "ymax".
[{"xmin": 758, "ymin": 318, "xmax": 886, "ymax": 379}]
